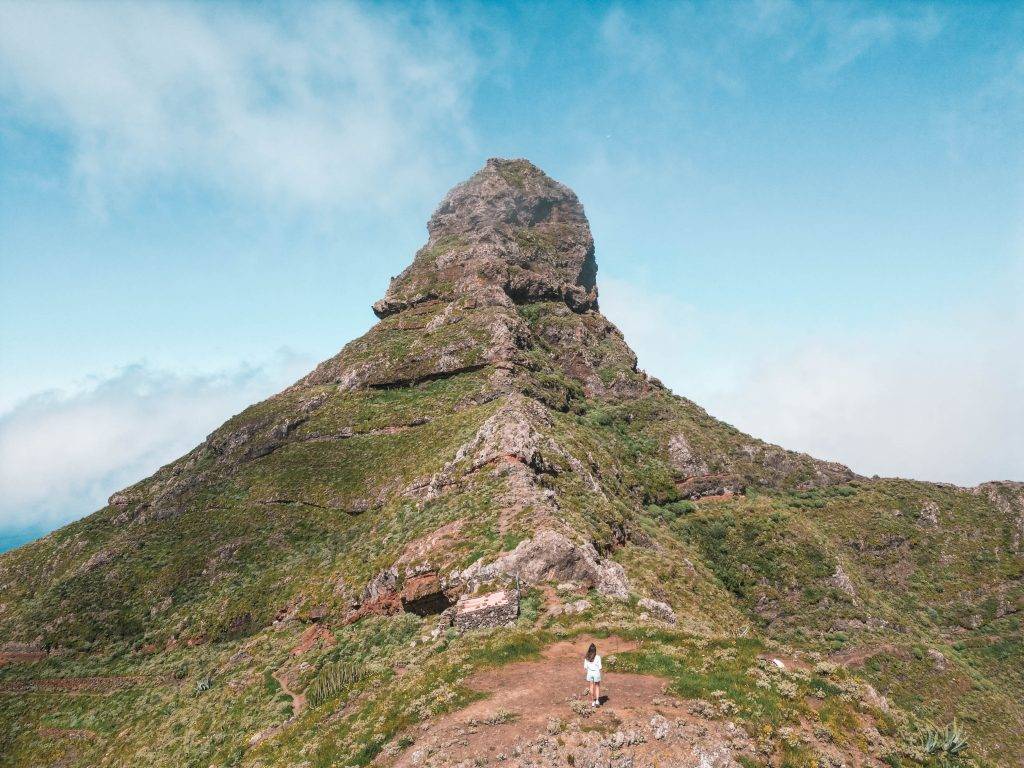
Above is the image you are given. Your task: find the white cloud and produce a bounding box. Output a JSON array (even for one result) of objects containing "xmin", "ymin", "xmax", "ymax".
[
  {"xmin": 0, "ymin": 351, "xmax": 313, "ymax": 531},
  {"xmin": 0, "ymin": 1, "xmax": 478, "ymax": 213},
  {"xmin": 708, "ymin": 336, "xmax": 1024, "ymax": 486},
  {"xmin": 603, "ymin": 278, "xmax": 1024, "ymax": 487},
  {"xmin": 806, "ymin": 3, "xmax": 943, "ymax": 79}
]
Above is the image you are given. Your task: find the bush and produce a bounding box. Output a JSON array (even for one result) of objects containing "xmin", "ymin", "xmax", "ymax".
[{"xmin": 306, "ymin": 661, "xmax": 366, "ymax": 707}]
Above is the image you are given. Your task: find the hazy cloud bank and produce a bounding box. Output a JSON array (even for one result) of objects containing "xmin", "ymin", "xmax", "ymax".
[
  {"xmin": 0, "ymin": 352, "xmax": 312, "ymax": 532},
  {"xmin": 602, "ymin": 278, "xmax": 1024, "ymax": 487}
]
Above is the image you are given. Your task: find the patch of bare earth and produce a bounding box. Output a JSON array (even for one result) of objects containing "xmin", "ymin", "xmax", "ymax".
[
  {"xmin": 0, "ymin": 675, "xmax": 152, "ymax": 694},
  {"xmin": 37, "ymin": 726, "xmax": 98, "ymax": 741},
  {"xmin": 831, "ymin": 644, "xmax": 906, "ymax": 668},
  {"xmin": 387, "ymin": 636, "xmax": 758, "ymax": 768},
  {"xmin": 0, "ymin": 651, "xmax": 46, "ymax": 665}
]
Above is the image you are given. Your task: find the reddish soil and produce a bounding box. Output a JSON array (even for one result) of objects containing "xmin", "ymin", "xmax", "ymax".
[
  {"xmin": 389, "ymin": 635, "xmax": 755, "ymax": 768},
  {"xmin": 831, "ymin": 644, "xmax": 907, "ymax": 668},
  {"xmin": 291, "ymin": 624, "xmax": 335, "ymax": 656},
  {"xmin": 456, "ymin": 635, "xmax": 654, "ymax": 728}
]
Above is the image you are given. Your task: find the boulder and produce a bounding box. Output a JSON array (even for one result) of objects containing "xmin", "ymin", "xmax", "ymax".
[{"xmin": 637, "ymin": 597, "xmax": 677, "ymax": 625}]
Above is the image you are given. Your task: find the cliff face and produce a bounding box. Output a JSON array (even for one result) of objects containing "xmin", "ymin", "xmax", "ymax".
[{"xmin": 0, "ymin": 160, "xmax": 1020, "ymax": 768}]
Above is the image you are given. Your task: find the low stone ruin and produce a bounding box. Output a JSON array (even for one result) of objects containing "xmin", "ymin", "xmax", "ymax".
[{"xmin": 454, "ymin": 588, "xmax": 519, "ymax": 632}]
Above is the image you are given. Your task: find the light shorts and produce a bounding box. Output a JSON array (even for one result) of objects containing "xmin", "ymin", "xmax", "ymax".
[{"xmin": 586, "ymin": 672, "xmax": 601, "ymax": 683}]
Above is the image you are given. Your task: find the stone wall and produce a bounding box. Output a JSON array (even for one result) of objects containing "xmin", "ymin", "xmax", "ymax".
[{"xmin": 454, "ymin": 589, "xmax": 519, "ymax": 632}]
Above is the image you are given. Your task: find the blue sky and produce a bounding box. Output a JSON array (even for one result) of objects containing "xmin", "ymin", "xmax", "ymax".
[{"xmin": 1, "ymin": 1, "xmax": 1022, "ymax": 548}]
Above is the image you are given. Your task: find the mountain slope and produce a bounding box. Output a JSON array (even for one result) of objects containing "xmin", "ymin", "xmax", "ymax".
[{"xmin": 1, "ymin": 159, "xmax": 1021, "ymax": 768}]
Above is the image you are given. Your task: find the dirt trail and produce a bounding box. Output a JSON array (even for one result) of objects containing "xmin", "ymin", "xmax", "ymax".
[
  {"xmin": 390, "ymin": 635, "xmax": 756, "ymax": 768},
  {"xmin": 454, "ymin": 635, "xmax": 657, "ymax": 730},
  {"xmin": 273, "ymin": 668, "xmax": 306, "ymax": 717}
]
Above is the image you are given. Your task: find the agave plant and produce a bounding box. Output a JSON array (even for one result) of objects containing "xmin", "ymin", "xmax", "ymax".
[
  {"xmin": 920, "ymin": 720, "xmax": 968, "ymax": 765},
  {"xmin": 942, "ymin": 720, "xmax": 968, "ymax": 756},
  {"xmin": 194, "ymin": 674, "xmax": 212, "ymax": 695}
]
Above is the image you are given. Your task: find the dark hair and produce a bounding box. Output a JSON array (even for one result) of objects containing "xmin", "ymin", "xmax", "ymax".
[{"xmin": 586, "ymin": 643, "xmax": 597, "ymax": 662}]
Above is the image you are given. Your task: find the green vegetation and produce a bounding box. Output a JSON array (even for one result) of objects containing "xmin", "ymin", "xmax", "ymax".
[{"xmin": 306, "ymin": 661, "xmax": 366, "ymax": 708}]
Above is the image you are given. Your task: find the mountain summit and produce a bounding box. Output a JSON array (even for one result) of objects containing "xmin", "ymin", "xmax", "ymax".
[
  {"xmin": 1, "ymin": 160, "xmax": 1021, "ymax": 768},
  {"xmin": 374, "ymin": 158, "xmax": 598, "ymax": 319}
]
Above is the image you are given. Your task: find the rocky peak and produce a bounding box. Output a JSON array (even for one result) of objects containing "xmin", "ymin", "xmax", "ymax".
[{"xmin": 373, "ymin": 158, "xmax": 598, "ymax": 319}]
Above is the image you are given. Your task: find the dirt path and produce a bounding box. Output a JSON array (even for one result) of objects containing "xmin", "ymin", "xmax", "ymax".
[
  {"xmin": 385, "ymin": 635, "xmax": 890, "ymax": 768},
  {"xmin": 454, "ymin": 635, "xmax": 658, "ymax": 729},
  {"xmin": 389, "ymin": 635, "xmax": 757, "ymax": 768},
  {"xmin": 273, "ymin": 667, "xmax": 306, "ymax": 717}
]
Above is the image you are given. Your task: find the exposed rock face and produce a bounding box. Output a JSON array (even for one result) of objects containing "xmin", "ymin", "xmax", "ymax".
[
  {"xmin": 976, "ymin": 481, "xmax": 1024, "ymax": 552},
  {"xmin": 458, "ymin": 530, "xmax": 630, "ymax": 600},
  {"xmin": 667, "ymin": 434, "xmax": 710, "ymax": 477},
  {"xmin": 919, "ymin": 500, "xmax": 940, "ymax": 527},
  {"xmin": 828, "ymin": 563, "xmax": 857, "ymax": 602},
  {"xmin": 374, "ymin": 158, "xmax": 598, "ymax": 319}
]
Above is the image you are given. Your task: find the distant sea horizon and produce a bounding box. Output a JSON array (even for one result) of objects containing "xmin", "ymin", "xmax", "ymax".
[{"xmin": 0, "ymin": 526, "xmax": 48, "ymax": 554}]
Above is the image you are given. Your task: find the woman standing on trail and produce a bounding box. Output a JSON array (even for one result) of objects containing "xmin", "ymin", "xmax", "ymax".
[{"xmin": 584, "ymin": 643, "xmax": 602, "ymax": 707}]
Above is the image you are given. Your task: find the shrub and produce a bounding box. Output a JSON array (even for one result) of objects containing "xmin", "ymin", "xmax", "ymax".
[{"xmin": 306, "ymin": 661, "xmax": 366, "ymax": 708}]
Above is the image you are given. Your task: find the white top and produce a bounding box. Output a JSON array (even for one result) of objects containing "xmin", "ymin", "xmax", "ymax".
[{"xmin": 583, "ymin": 655, "xmax": 602, "ymax": 674}]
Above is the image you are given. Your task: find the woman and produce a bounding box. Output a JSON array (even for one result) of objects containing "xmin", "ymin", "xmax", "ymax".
[{"xmin": 583, "ymin": 642, "xmax": 602, "ymax": 707}]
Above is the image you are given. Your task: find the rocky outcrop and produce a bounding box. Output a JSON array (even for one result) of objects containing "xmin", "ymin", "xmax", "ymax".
[
  {"xmin": 828, "ymin": 563, "xmax": 858, "ymax": 602},
  {"xmin": 668, "ymin": 434, "xmax": 710, "ymax": 478},
  {"xmin": 457, "ymin": 530, "xmax": 629, "ymax": 599},
  {"xmin": 975, "ymin": 481, "xmax": 1024, "ymax": 552}
]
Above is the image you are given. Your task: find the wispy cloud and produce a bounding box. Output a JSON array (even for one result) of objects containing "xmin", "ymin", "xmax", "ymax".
[
  {"xmin": 598, "ymin": 1, "xmax": 944, "ymax": 90},
  {"xmin": 0, "ymin": 1, "xmax": 478, "ymax": 213},
  {"xmin": 0, "ymin": 352, "xmax": 313, "ymax": 531},
  {"xmin": 942, "ymin": 41, "xmax": 1024, "ymax": 162}
]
